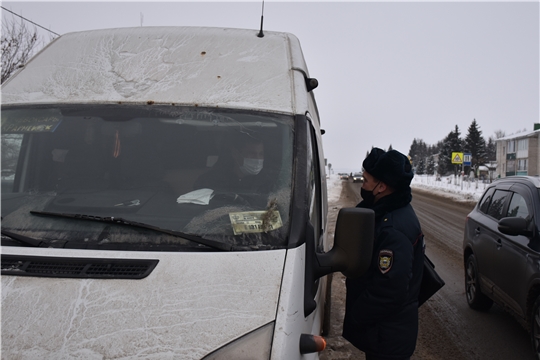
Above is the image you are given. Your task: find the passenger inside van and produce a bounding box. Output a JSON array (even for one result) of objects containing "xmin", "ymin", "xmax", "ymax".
[{"xmin": 193, "ymin": 132, "xmax": 273, "ymax": 195}]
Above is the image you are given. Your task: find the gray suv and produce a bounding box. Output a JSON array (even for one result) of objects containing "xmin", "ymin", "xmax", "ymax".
[{"xmin": 463, "ymin": 176, "xmax": 540, "ymax": 357}]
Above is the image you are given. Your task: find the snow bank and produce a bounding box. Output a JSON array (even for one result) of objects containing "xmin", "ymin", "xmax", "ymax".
[
  {"xmin": 411, "ymin": 175, "xmax": 486, "ymax": 203},
  {"xmin": 327, "ymin": 175, "xmax": 343, "ymax": 203},
  {"xmin": 326, "ymin": 173, "xmax": 486, "ymax": 205}
]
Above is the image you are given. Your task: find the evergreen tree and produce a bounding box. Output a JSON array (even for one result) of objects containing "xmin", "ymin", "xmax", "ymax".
[
  {"xmin": 419, "ymin": 141, "xmax": 428, "ymax": 160},
  {"xmin": 404, "ymin": 123, "xmax": 499, "ymax": 177},
  {"xmin": 449, "ymin": 125, "xmax": 463, "ymax": 155},
  {"xmin": 408, "ymin": 139, "xmax": 419, "ymax": 158},
  {"xmin": 464, "ymin": 119, "xmax": 487, "ymax": 175},
  {"xmin": 427, "ymin": 143, "xmax": 439, "ymax": 156},
  {"xmin": 438, "ymin": 140, "xmax": 450, "ymax": 175},
  {"xmin": 426, "ymin": 155, "xmax": 435, "ymax": 175},
  {"xmin": 408, "ymin": 138, "xmax": 429, "ymax": 169},
  {"xmin": 486, "ymin": 137, "xmax": 496, "ymax": 161},
  {"xmin": 416, "ymin": 158, "xmax": 426, "ymax": 175},
  {"xmin": 439, "ymin": 125, "xmax": 462, "ymax": 176},
  {"xmin": 388, "ymin": 144, "xmax": 393, "ymax": 151}
]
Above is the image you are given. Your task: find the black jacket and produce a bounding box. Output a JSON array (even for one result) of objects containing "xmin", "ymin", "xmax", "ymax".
[{"xmin": 342, "ymin": 187, "xmax": 424, "ymax": 358}]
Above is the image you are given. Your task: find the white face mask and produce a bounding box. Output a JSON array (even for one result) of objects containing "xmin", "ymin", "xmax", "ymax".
[{"xmin": 239, "ymin": 158, "xmax": 264, "ymax": 176}]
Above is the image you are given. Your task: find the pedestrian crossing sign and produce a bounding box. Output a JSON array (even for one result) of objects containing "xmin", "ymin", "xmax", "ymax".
[{"xmin": 451, "ymin": 152, "xmax": 463, "ymax": 164}]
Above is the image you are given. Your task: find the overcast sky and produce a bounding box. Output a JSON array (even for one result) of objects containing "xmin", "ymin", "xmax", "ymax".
[{"xmin": 2, "ymin": 1, "xmax": 539, "ymax": 172}]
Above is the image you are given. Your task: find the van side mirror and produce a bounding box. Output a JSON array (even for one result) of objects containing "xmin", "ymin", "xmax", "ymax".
[
  {"xmin": 315, "ymin": 207, "xmax": 374, "ymax": 279},
  {"xmin": 303, "ymin": 207, "xmax": 374, "ymax": 317},
  {"xmin": 498, "ymin": 217, "xmax": 533, "ymax": 237}
]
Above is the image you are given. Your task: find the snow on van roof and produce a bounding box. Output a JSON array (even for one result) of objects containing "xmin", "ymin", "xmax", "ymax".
[{"xmin": 2, "ymin": 26, "xmax": 310, "ymax": 114}]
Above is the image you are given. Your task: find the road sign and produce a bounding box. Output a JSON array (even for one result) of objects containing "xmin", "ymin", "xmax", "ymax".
[
  {"xmin": 463, "ymin": 153, "xmax": 472, "ymax": 166},
  {"xmin": 451, "ymin": 152, "xmax": 463, "ymax": 164}
]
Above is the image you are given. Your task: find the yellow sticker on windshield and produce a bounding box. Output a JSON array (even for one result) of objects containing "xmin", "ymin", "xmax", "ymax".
[
  {"xmin": 2, "ymin": 109, "xmax": 62, "ymax": 133},
  {"xmin": 229, "ymin": 211, "xmax": 283, "ymax": 235}
]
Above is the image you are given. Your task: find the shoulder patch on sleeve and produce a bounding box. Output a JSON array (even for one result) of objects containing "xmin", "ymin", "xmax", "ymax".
[{"xmin": 378, "ymin": 249, "xmax": 393, "ymax": 274}]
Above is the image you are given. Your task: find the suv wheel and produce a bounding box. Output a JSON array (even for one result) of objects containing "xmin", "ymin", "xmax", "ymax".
[
  {"xmin": 465, "ymin": 254, "xmax": 493, "ymax": 311},
  {"xmin": 531, "ymin": 297, "xmax": 540, "ymax": 359}
]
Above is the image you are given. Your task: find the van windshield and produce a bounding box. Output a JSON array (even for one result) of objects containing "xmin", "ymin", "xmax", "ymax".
[{"xmin": 1, "ymin": 105, "xmax": 294, "ymax": 251}]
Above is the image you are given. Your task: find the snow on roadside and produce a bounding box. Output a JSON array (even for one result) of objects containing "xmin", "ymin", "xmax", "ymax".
[
  {"xmin": 327, "ymin": 174, "xmax": 487, "ymax": 205},
  {"xmin": 327, "ymin": 175, "xmax": 343, "ymax": 203},
  {"xmin": 411, "ymin": 175, "xmax": 487, "ymax": 203}
]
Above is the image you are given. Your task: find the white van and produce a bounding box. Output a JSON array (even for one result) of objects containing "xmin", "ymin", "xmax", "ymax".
[{"xmin": 1, "ymin": 27, "xmax": 374, "ymax": 359}]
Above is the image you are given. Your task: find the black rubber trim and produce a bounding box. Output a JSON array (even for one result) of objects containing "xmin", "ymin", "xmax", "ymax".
[
  {"xmin": 1, "ymin": 254, "xmax": 159, "ymax": 279},
  {"xmin": 287, "ymin": 114, "xmax": 309, "ymax": 249}
]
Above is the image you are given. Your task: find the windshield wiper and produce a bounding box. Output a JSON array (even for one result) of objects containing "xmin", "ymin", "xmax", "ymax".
[
  {"xmin": 1, "ymin": 229, "xmax": 46, "ymax": 247},
  {"xmin": 30, "ymin": 210, "xmax": 233, "ymax": 251}
]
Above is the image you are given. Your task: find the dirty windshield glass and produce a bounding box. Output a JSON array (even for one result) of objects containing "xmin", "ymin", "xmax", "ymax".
[{"xmin": 1, "ymin": 105, "xmax": 293, "ymax": 251}]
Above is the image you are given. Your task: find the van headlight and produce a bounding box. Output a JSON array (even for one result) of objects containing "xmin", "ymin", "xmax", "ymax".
[{"xmin": 202, "ymin": 322, "xmax": 274, "ymax": 360}]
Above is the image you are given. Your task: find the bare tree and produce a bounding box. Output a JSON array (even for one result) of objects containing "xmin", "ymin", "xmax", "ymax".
[
  {"xmin": 1, "ymin": 13, "xmax": 39, "ymax": 84},
  {"xmin": 493, "ymin": 129, "xmax": 506, "ymax": 139}
]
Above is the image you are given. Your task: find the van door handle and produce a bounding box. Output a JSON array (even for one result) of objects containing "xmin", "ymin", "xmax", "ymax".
[
  {"xmin": 475, "ymin": 228, "xmax": 481, "ymax": 235},
  {"xmin": 496, "ymin": 239, "xmax": 502, "ymax": 249}
]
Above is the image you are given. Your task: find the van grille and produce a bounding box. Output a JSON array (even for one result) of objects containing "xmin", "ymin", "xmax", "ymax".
[{"xmin": 1, "ymin": 255, "xmax": 158, "ymax": 279}]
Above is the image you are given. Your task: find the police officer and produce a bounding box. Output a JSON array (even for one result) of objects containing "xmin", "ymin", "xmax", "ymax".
[{"xmin": 342, "ymin": 147, "xmax": 424, "ymax": 360}]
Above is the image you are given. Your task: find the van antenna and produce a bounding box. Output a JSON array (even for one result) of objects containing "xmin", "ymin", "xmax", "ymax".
[{"xmin": 257, "ymin": 0, "xmax": 265, "ymax": 38}]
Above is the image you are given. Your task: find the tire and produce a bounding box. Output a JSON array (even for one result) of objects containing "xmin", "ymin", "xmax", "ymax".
[
  {"xmin": 530, "ymin": 296, "xmax": 540, "ymax": 360},
  {"xmin": 465, "ymin": 254, "xmax": 493, "ymax": 311}
]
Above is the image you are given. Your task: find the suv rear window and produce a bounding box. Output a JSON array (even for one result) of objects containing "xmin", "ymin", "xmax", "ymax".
[
  {"xmin": 487, "ymin": 189, "xmax": 510, "ymax": 220},
  {"xmin": 478, "ymin": 187, "xmax": 495, "ymax": 214}
]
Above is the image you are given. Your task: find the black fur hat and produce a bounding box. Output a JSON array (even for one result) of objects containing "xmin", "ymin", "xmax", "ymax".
[{"xmin": 363, "ymin": 147, "xmax": 414, "ymax": 189}]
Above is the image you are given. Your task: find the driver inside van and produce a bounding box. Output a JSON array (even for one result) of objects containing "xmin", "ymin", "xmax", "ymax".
[{"xmin": 193, "ymin": 132, "xmax": 273, "ymax": 196}]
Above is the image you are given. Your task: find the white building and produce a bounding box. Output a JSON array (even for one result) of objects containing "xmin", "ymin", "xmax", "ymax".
[{"xmin": 496, "ymin": 124, "xmax": 540, "ymax": 178}]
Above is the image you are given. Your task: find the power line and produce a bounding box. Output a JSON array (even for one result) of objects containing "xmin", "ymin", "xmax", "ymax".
[{"xmin": 1, "ymin": 6, "xmax": 60, "ymax": 37}]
